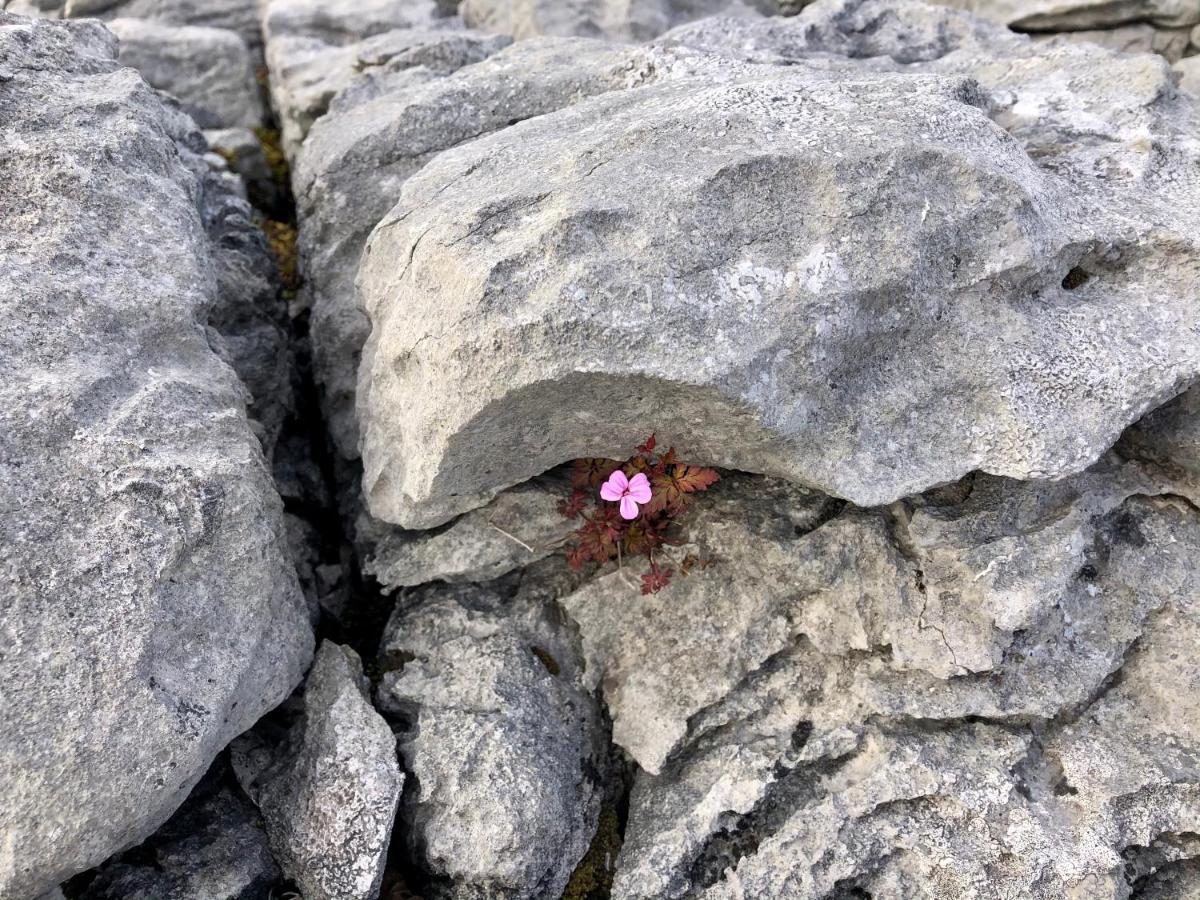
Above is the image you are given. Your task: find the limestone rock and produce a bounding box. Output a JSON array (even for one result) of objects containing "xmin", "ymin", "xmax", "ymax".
[
  {"xmin": 354, "ymin": 0, "xmax": 1200, "ymax": 528},
  {"xmin": 234, "ymin": 642, "xmax": 403, "ymax": 900},
  {"xmin": 1178, "ymin": 53, "xmax": 1200, "ymax": 94},
  {"xmin": 377, "ymin": 581, "xmax": 606, "ymax": 898},
  {"xmin": 0, "ymin": 15, "xmax": 312, "ymax": 899},
  {"xmin": 931, "ymin": 0, "xmax": 1200, "ymax": 29},
  {"xmin": 80, "ymin": 763, "xmax": 280, "ymax": 900},
  {"xmin": 11, "ymin": 0, "xmax": 268, "ymax": 51},
  {"xmin": 459, "ymin": 0, "xmax": 773, "ymax": 41},
  {"xmin": 362, "ymin": 476, "xmax": 575, "ymax": 589},
  {"xmin": 1120, "ymin": 385, "xmax": 1200, "ymax": 478},
  {"xmin": 259, "ymin": 0, "xmax": 457, "ymax": 158},
  {"xmin": 605, "ymin": 461, "xmax": 1200, "ymax": 898},
  {"xmin": 107, "ymin": 17, "xmax": 263, "ymax": 128},
  {"xmin": 1033, "ymin": 22, "xmax": 1193, "ymax": 61},
  {"xmin": 296, "ymin": 36, "xmax": 655, "ymax": 458}
]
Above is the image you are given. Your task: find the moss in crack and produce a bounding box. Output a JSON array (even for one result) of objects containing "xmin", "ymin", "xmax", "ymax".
[
  {"xmin": 561, "ymin": 806, "xmax": 622, "ymax": 900},
  {"xmin": 262, "ymin": 218, "xmax": 300, "ymax": 294}
]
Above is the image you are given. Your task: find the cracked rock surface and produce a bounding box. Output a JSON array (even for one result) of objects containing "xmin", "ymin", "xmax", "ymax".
[
  {"xmin": 0, "ymin": 13, "xmax": 312, "ymax": 898},
  {"xmin": 378, "ymin": 580, "xmax": 608, "ymax": 898},
  {"xmin": 233, "ymin": 641, "xmax": 404, "ymax": 900}
]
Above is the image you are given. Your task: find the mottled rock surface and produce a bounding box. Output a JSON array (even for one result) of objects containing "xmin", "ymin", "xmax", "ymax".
[
  {"xmin": 596, "ymin": 460, "xmax": 1200, "ymax": 898},
  {"xmin": 356, "ymin": 0, "xmax": 1200, "ymax": 528},
  {"xmin": 234, "ymin": 642, "xmax": 403, "ymax": 900},
  {"xmin": 0, "ymin": 14, "xmax": 312, "ymax": 899},
  {"xmin": 378, "ymin": 581, "xmax": 607, "ymax": 898},
  {"xmin": 108, "ymin": 17, "xmax": 263, "ymax": 128}
]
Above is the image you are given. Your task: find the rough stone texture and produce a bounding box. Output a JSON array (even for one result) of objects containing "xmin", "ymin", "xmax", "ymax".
[
  {"xmin": 0, "ymin": 14, "xmax": 312, "ymax": 899},
  {"xmin": 592, "ymin": 459, "xmax": 1200, "ymax": 898},
  {"xmin": 931, "ymin": 0, "xmax": 1200, "ymax": 29},
  {"xmin": 233, "ymin": 642, "xmax": 403, "ymax": 900},
  {"xmin": 1120, "ymin": 385, "xmax": 1200, "ymax": 478},
  {"xmin": 259, "ymin": 0, "xmax": 454, "ymax": 158},
  {"xmin": 459, "ymin": 0, "xmax": 775, "ymax": 41},
  {"xmin": 107, "ymin": 17, "xmax": 263, "ymax": 129},
  {"xmin": 377, "ymin": 581, "xmax": 606, "ymax": 899},
  {"xmin": 356, "ymin": 0, "xmax": 1200, "ymax": 529},
  {"xmin": 1033, "ymin": 22, "xmax": 1194, "ymax": 61},
  {"xmin": 296, "ymin": 36, "xmax": 660, "ymax": 459},
  {"xmin": 80, "ymin": 762, "xmax": 280, "ymax": 900},
  {"xmin": 361, "ymin": 475, "xmax": 576, "ymax": 589},
  {"xmin": 1178, "ymin": 53, "xmax": 1200, "ymax": 93}
]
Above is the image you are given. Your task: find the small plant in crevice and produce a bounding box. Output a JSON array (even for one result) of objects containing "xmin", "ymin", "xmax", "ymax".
[{"xmin": 560, "ymin": 435, "xmax": 719, "ymax": 594}]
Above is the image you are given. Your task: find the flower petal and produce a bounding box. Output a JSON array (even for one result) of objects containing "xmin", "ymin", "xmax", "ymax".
[
  {"xmin": 619, "ymin": 495, "xmax": 639, "ymax": 520},
  {"xmin": 599, "ymin": 469, "xmax": 628, "ymax": 501},
  {"xmin": 627, "ymin": 472, "xmax": 652, "ymax": 503}
]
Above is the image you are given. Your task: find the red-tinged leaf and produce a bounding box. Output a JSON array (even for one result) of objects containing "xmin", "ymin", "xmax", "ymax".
[
  {"xmin": 566, "ymin": 545, "xmax": 589, "ymax": 571},
  {"xmin": 559, "ymin": 489, "xmax": 588, "ymax": 520},
  {"xmin": 673, "ymin": 465, "xmax": 720, "ymax": 493},
  {"xmin": 622, "ymin": 522, "xmax": 665, "ymax": 556},
  {"xmin": 659, "ymin": 447, "xmax": 678, "ymax": 466},
  {"xmin": 572, "ymin": 458, "xmax": 620, "ymax": 490},
  {"xmin": 637, "ymin": 434, "xmax": 657, "ymax": 454},
  {"xmin": 641, "ymin": 565, "xmax": 672, "ymax": 595}
]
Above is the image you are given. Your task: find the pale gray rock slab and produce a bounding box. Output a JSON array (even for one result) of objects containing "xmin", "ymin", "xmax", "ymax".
[
  {"xmin": 459, "ymin": 0, "xmax": 772, "ymax": 41},
  {"xmin": 80, "ymin": 768, "xmax": 280, "ymax": 900},
  {"xmin": 1178, "ymin": 53, "xmax": 1200, "ymax": 93},
  {"xmin": 609, "ymin": 462, "xmax": 1200, "ymax": 899},
  {"xmin": 1031, "ymin": 22, "xmax": 1194, "ymax": 61},
  {"xmin": 55, "ymin": 0, "xmax": 266, "ymax": 50},
  {"xmin": 0, "ymin": 14, "xmax": 312, "ymax": 899},
  {"xmin": 296, "ymin": 36, "xmax": 656, "ymax": 459},
  {"xmin": 931, "ymin": 0, "xmax": 1200, "ymax": 29},
  {"xmin": 233, "ymin": 642, "xmax": 403, "ymax": 900},
  {"xmin": 361, "ymin": 476, "xmax": 575, "ymax": 589},
  {"xmin": 260, "ymin": 0, "xmax": 455, "ymax": 158},
  {"xmin": 377, "ymin": 582, "xmax": 606, "ymax": 899},
  {"xmin": 107, "ymin": 17, "xmax": 263, "ymax": 129}
]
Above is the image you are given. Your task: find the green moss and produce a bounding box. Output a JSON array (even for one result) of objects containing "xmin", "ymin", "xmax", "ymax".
[
  {"xmin": 561, "ymin": 807, "xmax": 622, "ymax": 900},
  {"xmin": 253, "ymin": 126, "xmax": 291, "ymax": 188},
  {"xmin": 262, "ymin": 218, "xmax": 300, "ymax": 293}
]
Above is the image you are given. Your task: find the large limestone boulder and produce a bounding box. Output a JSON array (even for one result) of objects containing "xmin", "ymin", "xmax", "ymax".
[
  {"xmin": 377, "ymin": 581, "xmax": 607, "ymax": 898},
  {"xmin": 107, "ymin": 17, "xmax": 264, "ymax": 129},
  {"xmin": 233, "ymin": 642, "xmax": 404, "ymax": 900},
  {"xmin": 0, "ymin": 14, "xmax": 312, "ymax": 898},
  {"xmin": 355, "ymin": 0, "xmax": 1200, "ymax": 529}
]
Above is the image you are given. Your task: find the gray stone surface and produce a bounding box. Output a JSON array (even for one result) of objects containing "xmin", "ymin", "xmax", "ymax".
[
  {"xmin": 0, "ymin": 14, "xmax": 312, "ymax": 899},
  {"xmin": 458, "ymin": 0, "xmax": 773, "ymax": 41},
  {"xmin": 234, "ymin": 642, "xmax": 403, "ymax": 900},
  {"xmin": 931, "ymin": 0, "xmax": 1200, "ymax": 29},
  {"xmin": 80, "ymin": 767, "xmax": 280, "ymax": 900},
  {"xmin": 378, "ymin": 581, "xmax": 606, "ymax": 898},
  {"xmin": 108, "ymin": 17, "xmax": 264, "ymax": 128},
  {"xmin": 295, "ymin": 36, "xmax": 653, "ymax": 459},
  {"xmin": 1178, "ymin": 53, "xmax": 1200, "ymax": 94},
  {"xmin": 361, "ymin": 476, "xmax": 575, "ymax": 589},
  {"xmin": 356, "ymin": 0, "xmax": 1200, "ymax": 528},
  {"xmin": 1032, "ymin": 22, "xmax": 1194, "ymax": 61},
  {"xmin": 204, "ymin": 126, "xmax": 288, "ymax": 214},
  {"xmin": 259, "ymin": 0, "xmax": 455, "ymax": 158},
  {"xmin": 600, "ymin": 460, "xmax": 1200, "ymax": 898}
]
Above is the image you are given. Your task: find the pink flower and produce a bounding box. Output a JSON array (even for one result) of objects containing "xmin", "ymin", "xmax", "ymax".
[{"xmin": 600, "ymin": 470, "xmax": 652, "ymax": 520}]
